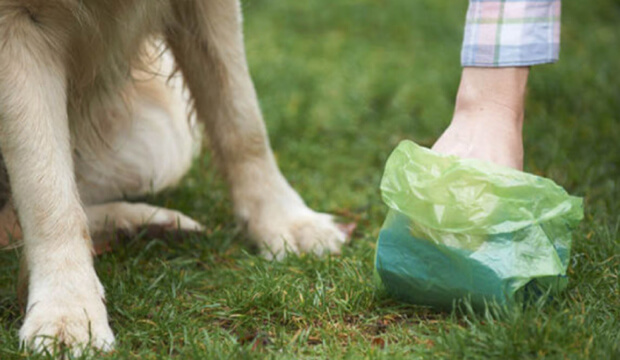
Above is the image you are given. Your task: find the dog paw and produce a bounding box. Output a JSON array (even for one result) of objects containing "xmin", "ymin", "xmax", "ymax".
[
  {"xmin": 248, "ymin": 207, "xmax": 349, "ymax": 260},
  {"xmin": 87, "ymin": 202, "xmax": 204, "ymax": 254},
  {"xmin": 19, "ymin": 278, "xmax": 115, "ymax": 356},
  {"xmin": 87, "ymin": 202, "xmax": 204, "ymax": 233}
]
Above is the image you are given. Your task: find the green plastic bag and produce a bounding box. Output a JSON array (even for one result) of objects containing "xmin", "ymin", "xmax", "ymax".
[{"xmin": 375, "ymin": 141, "xmax": 583, "ymax": 310}]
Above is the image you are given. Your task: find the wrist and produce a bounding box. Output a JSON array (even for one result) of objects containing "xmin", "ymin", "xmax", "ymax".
[{"xmin": 454, "ymin": 67, "xmax": 529, "ymax": 121}]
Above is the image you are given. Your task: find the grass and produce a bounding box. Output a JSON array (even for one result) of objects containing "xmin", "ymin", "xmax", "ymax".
[{"xmin": 1, "ymin": 0, "xmax": 619, "ymax": 358}]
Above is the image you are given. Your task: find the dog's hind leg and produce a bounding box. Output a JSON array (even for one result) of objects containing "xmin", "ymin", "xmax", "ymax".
[
  {"xmin": 0, "ymin": 201, "xmax": 20, "ymax": 248},
  {"xmin": 0, "ymin": 4, "xmax": 114, "ymax": 353},
  {"xmin": 166, "ymin": 1, "xmax": 348, "ymax": 259}
]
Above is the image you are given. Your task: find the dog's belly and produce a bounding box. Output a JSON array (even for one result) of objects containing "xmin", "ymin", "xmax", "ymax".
[
  {"xmin": 74, "ymin": 54, "xmax": 199, "ymax": 206},
  {"xmin": 34, "ymin": 0, "xmax": 195, "ymax": 204}
]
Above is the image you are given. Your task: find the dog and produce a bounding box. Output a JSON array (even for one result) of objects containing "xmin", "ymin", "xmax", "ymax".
[{"xmin": 0, "ymin": 0, "xmax": 348, "ymax": 354}]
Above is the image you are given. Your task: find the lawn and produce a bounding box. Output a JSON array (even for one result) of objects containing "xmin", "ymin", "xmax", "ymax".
[{"xmin": 1, "ymin": 0, "xmax": 619, "ymax": 359}]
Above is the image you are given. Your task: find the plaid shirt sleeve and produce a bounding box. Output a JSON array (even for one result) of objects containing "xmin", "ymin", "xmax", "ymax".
[{"xmin": 461, "ymin": 0, "xmax": 561, "ymax": 67}]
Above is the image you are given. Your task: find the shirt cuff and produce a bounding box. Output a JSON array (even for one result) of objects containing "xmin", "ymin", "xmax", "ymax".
[{"xmin": 461, "ymin": 0, "xmax": 561, "ymax": 67}]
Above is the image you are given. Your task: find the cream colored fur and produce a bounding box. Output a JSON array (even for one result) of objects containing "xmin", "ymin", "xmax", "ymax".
[{"xmin": 0, "ymin": 0, "xmax": 346, "ymax": 355}]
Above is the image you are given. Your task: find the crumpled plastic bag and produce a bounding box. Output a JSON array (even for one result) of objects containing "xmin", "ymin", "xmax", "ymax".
[{"xmin": 374, "ymin": 141, "xmax": 583, "ymax": 310}]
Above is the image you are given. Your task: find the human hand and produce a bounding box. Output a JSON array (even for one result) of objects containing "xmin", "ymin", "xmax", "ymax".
[{"xmin": 431, "ymin": 67, "xmax": 529, "ymax": 170}]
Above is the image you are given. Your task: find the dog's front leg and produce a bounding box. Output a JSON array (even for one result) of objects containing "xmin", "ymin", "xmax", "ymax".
[
  {"xmin": 0, "ymin": 6, "xmax": 114, "ymax": 354},
  {"xmin": 166, "ymin": 1, "xmax": 347, "ymax": 259}
]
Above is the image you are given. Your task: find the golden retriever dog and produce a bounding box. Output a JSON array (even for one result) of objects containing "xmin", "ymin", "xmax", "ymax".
[{"xmin": 0, "ymin": 0, "xmax": 348, "ymax": 354}]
